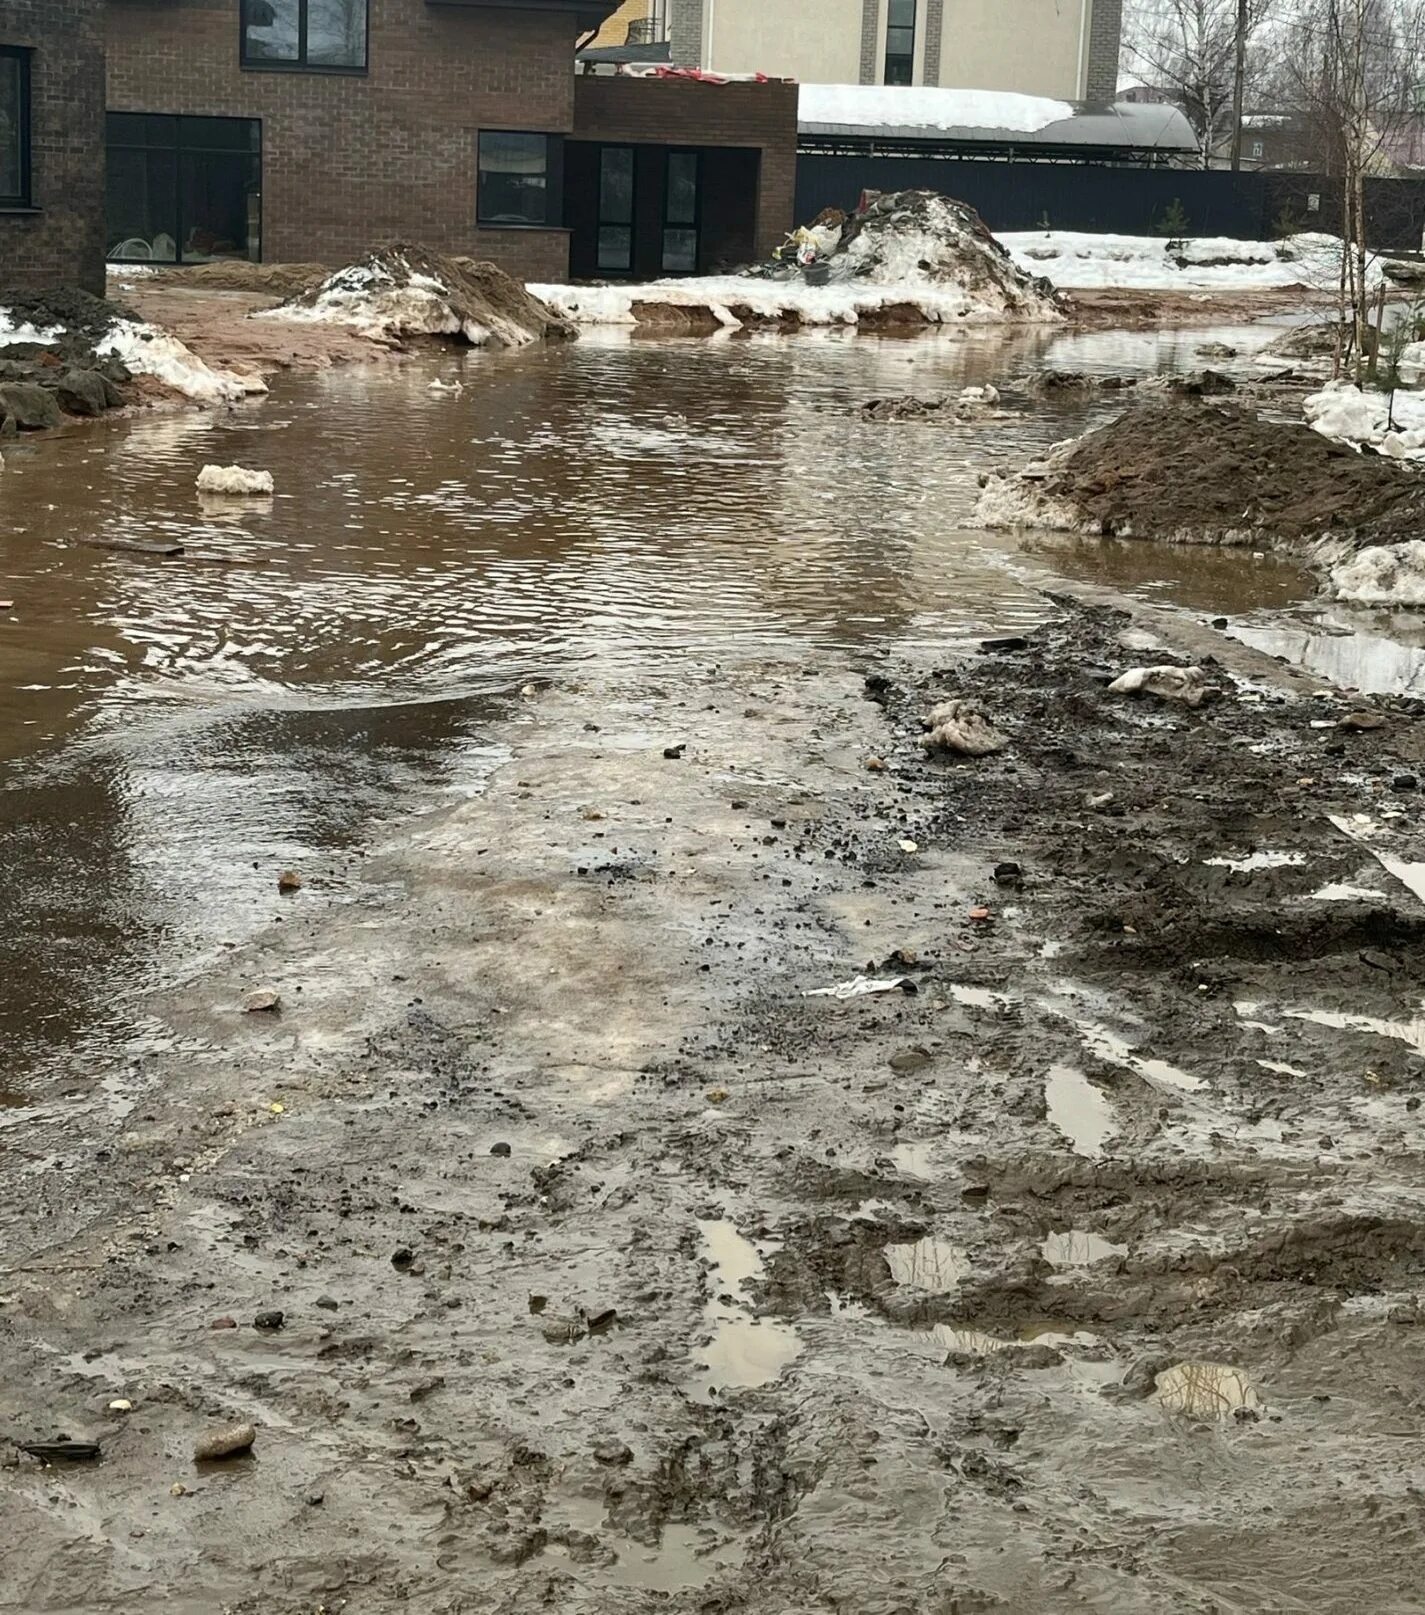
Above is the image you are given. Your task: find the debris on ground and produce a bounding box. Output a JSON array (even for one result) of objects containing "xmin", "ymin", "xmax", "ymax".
[
  {"xmin": 242, "ymin": 988, "xmax": 281, "ymax": 1013},
  {"xmin": 193, "ymin": 1423, "xmax": 256, "ymax": 1461},
  {"xmin": 1107, "ymin": 665, "xmax": 1214, "ymax": 707},
  {"xmin": 803, "ymin": 974, "xmax": 917, "ymax": 999},
  {"xmin": 922, "ymin": 699, "xmax": 1008, "ymax": 754},
  {"xmin": 261, "ymin": 244, "xmax": 573, "ymax": 348},
  {"xmin": 533, "ymin": 191, "xmax": 1064, "ymax": 333},
  {"xmin": 976, "ymin": 399, "xmax": 1425, "ymax": 548},
  {"xmin": 195, "ymin": 464, "xmax": 274, "ymax": 496},
  {"xmin": 18, "ymin": 1441, "xmax": 101, "ymax": 1463},
  {"xmin": 276, "ymin": 869, "xmax": 302, "ymax": 893}
]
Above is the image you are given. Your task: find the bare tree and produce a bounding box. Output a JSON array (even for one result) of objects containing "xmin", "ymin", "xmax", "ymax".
[
  {"xmin": 1274, "ymin": 0, "xmax": 1425, "ymax": 378},
  {"xmin": 1123, "ymin": 0, "xmax": 1277, "ymax": 167}
]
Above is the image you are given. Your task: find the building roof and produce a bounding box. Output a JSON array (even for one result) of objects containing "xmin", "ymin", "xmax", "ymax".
[
  {"xmin": 797, "ymin": 84, "xmax": 1197, "ymax": 154},
  {"xmin": 577, "ymin": 40, "xmax": 673, "ymax": 63}
]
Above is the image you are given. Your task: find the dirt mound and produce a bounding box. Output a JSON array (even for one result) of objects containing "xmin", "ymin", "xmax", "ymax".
[
  {"xmin": 123, "ymin": 261, "xmax": 332, "ymax": 299},
  {"xmin": 265, "ymin": 243, "xmax": 573, "ymax": 347},
  {"xmin": 750, "ymin": 190, "xmax": 1063, "ymax": 321},
  {"xmin": 977, "ymin": 399, "xmax": 1425, "ymax": 547}
]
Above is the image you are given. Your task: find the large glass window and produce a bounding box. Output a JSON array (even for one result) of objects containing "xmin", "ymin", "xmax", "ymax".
[
  {"xmin": 242, "ymin": 0, "xmax": 368, "ymax": 71},
  {"xmin": 107, "ymin": 115, "xmax": 262, "ymax": 264},
  {"xmin": 884, "ymin": 0, "xmax": 916, "ymax": 85},
  {"xmin": 597, "ymin": 146, "xmax": 634, "ymax": 273},
  {"xmin": 478, "ymin": 132, "xmax": 550, "ymax": 227},
  {"xmin": 0, "ymin": 47, "xmax": 30, "ymax": 207},
  {"xmin": 662, "ymin": 150, "xmax": 699, "ymax": 274}
]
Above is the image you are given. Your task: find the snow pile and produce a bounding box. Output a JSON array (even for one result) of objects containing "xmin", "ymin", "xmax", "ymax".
[
  {"xmin": 196, "ymin": 464, "xmax": 274, "ymax": 496},
  {"xmin": 1330, "ymin": 541, "xmax": 1425, "ymax": 605},
  {"xmin": 1304, "ymin": 382, "xmax": 1425, "ymax": 459},
  {"xmin": 800, "ymin": 83, "xmax": 1073, "ymax": 135},
  {"xmin": 1002, "ymin": 230, "xmax": 1372, "ymax": 292},
  {"xmin": 262, "ymin": 244, "xmax": 571, "ymax": 348},
  {"xmin": 535, "ymin": 191, "xmax": 1062, "ymax": 332},
  {"xmin": 96, "ymin": 320, "xmax": 266, "ymax": 405}
]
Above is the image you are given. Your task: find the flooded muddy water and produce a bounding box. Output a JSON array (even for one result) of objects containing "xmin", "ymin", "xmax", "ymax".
[{"xmin": 0, "ymin": 323, "xmax": 1342, "ymax": 1098}]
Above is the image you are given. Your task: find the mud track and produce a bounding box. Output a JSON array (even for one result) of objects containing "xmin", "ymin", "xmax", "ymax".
[{"xmin": 4, "ymin": 598, "xmax": 1425, "ymax": 1612}]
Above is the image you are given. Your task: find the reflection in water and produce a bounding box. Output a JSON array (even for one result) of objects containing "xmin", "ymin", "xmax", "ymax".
[
  {"xmin": 884, "ymin": 1237, "xmax": 969, "ymax": 1292},
  {"xmin": 1154, "ymin": 1361, "xmax": 1260, "ymax": 1419},
  {"xmin": 1041, "ymin": 1230, "xmax": 1127, "ymax": 1268},
  {"xmin": 689, "ymin": 1219, "xmax": 800, "ymax": 1402},
  {"xmin": 1231, "ymin": 607, "xmax": 1425, "ymax": 696}
]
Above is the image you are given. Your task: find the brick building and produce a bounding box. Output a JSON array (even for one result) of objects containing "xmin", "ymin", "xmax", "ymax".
[
  {"xmin": 0, "ymin": 0, "xmax": 107, "ymax": 294},
  {"xmin": 102, "ymin": 0, "xmax": 797, "ymax": 282}
]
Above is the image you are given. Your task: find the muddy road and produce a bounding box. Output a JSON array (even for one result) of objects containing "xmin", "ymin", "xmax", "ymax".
[{"xmin": 3, "ymin": 334, "xmax": 1425, "ymax": 1613}]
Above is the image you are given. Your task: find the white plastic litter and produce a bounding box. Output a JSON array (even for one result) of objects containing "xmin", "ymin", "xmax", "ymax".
[
  {"xmin": 196, "ymin": 464, "xmax": 274, "ymax": 496},
  {"xmin": 804, "ymin": 976, "xmax": 916, "ymax": 1000},
  {"xmin": 1107, "ymin": 666, "xmax": 1211, "ymax": 706}
]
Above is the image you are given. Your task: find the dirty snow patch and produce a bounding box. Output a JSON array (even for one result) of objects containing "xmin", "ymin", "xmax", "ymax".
[
  {"xmin": 0, "ymin": 309, "xmax": 61, "ymax": 346},
  {"xmin": 96, "ymin": 320, "xmax": 264, "ymax": 405},
  {"xmin": 1002, "ymin": 230, "xmax": 1373, "ymax": 292},
  {"xmin": 1305, "ymin": 382, "xmax": 1425, "ymax": 459},
  {"xmin": 1330, "ymin": 541, "xmax": 1425, "ymax": 606}
]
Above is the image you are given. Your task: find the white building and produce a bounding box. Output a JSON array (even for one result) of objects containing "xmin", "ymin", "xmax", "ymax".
[{"xmin": 665, "ymin": 0, "xmax": 1123, "ymax": 103}]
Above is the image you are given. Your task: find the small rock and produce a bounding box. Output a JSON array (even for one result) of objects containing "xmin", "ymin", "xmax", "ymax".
[
  {"xmin": 170, "ymin": 1482, "xmax": 187, "ymax": 1498},
  {"xmin": 210, "ymin": 1316, "xmax": 238, "ymax": 1330},
  {"xmin": 528, "ymin": 1294, "xmax": 548, "ymax": 1314},
  {"xmin": 108, "ymin": 1400, "xmax": 133, "ymax": 1414},
  {"xmin": 585, "ymin": 1307, "xmax": 618, "ymax": 1335},
  {"xmin": 663, "ymin": 744, "xmax": 686, "ymax": 760},
  {"xmin": 993, "ymin": 861, "xmax": 1022, "ymax": 885},
  {"xmin": 889, "ymin": 1047, "xmax": 932, "ymax": 1075},
  {"xmin": 252, "ymin": 1309, "xmax": 284, "ymax": 1331},
  {"xmin": 305, "ymin": 1489, "xmax": 325, "ymax": 1506},
  {"xmin": 193, "ymin": 1422, "xmax": 256, "ymax": 1461},
  {"xmin": 968, "ymin": 906, "xmax": 993, "ymax": 924},
  {"xmin": 276, "ymin": 869, "xmax": 303, "ymax": 893},
  {"xmin": 409, "ymin": 1376, "xmax": 445, "ymax": 1403},
  {"xmin": 706, "ymin": 1087, "xmax": 730, "ymax": 1104},
  {"xmin": 866, "ymin": 757, "xmax": 887, "ymax": 772},
  {"xmin": 243, "ymin": 989, "xmax": 281, "ymax": 1014},
  {"xmin": 391, "ymin": 1247, "xmax": 415, "ymax": 1270},
  {"xmin": 1339, "ymin": 710, "xmax": 1387, "ymax": 732},
  {"xmin": 593, "ymin": 1439, "xmax": 633, "ymax": 1466},
  {"xmin": 489, "ymin": 1141, "xmax": 512, "ymax": 1158},
  {"xmin": 1393, "ymin": 773, "xmax": 1418, "ymax": 792},
  {"xmin": 315, "ymin": 1295, "xmax": 340, "ymax": 1311}
]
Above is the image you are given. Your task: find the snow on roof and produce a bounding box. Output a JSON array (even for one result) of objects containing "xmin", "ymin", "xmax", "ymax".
[{"xmin": 798, "ymin": 84, "xmax": 1198, "ymax": 151}]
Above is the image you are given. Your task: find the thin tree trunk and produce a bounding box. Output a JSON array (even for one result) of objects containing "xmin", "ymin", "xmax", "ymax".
[{"xmin": 1231, "ymin": 0, "xmax": 1249, "ymax": 170}]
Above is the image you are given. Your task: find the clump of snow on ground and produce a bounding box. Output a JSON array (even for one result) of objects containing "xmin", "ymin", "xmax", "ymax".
[
  {"xmin": 536, "ymin": 190, "xmax": 1060, "ymax": 331},
  {"xmin": 96, "ymin": 320, "xmax": 265, "ymax": 405},
  {"xmin": 262, "ymin": 245, "xmax": 565, "ymax": 348},
  {"xmin": 196, "ymin": 464, "xmax": 274, "ymax": 496},
  {"xmin": 0, "ymin": 309, "xmax": 61, "ymax": 346},
  {"xmin": 1330, "ymin": 541, "xmax": 1425, "ymax": 605},
  {"xmin": 1304, "ymin": 381, "xmax": 1425, "ymax": 459},
  {"xmin": 1002, "ymin": 230, "xmax": 1374, "ymax": 292},
  {"xmin": 974, "ymin": 462, "xmax": 1090, "ymax": 532}
]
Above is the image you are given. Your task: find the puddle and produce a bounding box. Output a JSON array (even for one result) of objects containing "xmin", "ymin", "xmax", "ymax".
[
  {"xmin": 1202, "ymin": 851, "xmax": 1306, "ymax": 872},
  {"xmin": 1044, "ymin": 1062, "xmax": 1118, "ymax": 1156},
  {"xmin": 1231, "ymin": 609, "xmax": 1425, "ymax": 697},
  {"xmin": 1327, "ymin": 813, "xmax": 1425, "ymax": 905},
  {"xmin": 928, "ymin": 1324, "xmax": 1010, "ymax": 1355},
  {"xmin": 890, "ymin": 1141, "xmax": 936, "ymax": 1179},
  {"xmin": 883, "ymin": 1237, "xmax": 970, "ymax": 1293},
  {"xmin": 946, "ymin": 983, "xmax": 1010, "ymax": 1010},
  {"xmin": 1236, "ymin": 997, "xmax": 1425, "ymax": 1057},
  {"xmin": 1070, "ymin": 1020, "xmax": 1206, "ymax": 1093},
  {"xmin": 689, "ymin": 1219, "xmax": 800, "ymax": 1403},
  {"xmin": 1041, "ymin": 1231, "xmax": 1127, "ymax": 1268},
  {"xmin": 544, "ymin": 1496, "xmax": 746, "ymax": 1592},
  {"xmin": 1153, "ymin": 1362, "xmax": 1261, "ymax": 1419}
]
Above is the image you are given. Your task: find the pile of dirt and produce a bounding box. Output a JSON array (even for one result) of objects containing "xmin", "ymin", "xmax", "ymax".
[
  {"xmin": 263, "ymin": 243, "xmax": 574, "ymax": 347},
  {"xmin": 0, "ymin": 289, "xmax": 138, "ymax": 430},
  {"xmin": 118, "ymin": 260, "xmax": 333, "ymax": 299},
  {"xmin": 749, "ymin": 190, "xmax": 1064, "ymax": 321},
  {"xmin": 977, "ymin": 398, "xmax": 1425, "ymax": 547}
]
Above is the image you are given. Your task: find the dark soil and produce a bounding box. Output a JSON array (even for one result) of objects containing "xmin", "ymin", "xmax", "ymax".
[
  {"xmin": 0, "ymin": 288, "xmax": 137, "ymax": 429},
  {"xmin": 990, "ymin": 398, "xmax": 1425, "ymax": 543}
]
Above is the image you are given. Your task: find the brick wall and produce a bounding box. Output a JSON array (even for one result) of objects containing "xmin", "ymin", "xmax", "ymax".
[
  {"xmin": 667, "ymin": 0, "xmax": 703, "ymax": 66},
  {"xmin": 571, "ymin": 75, "xmax": 797, "ymax": 260},
  {"xmin": 858, "ymin": 0, "xmax": 879, "ymax": 84},
  {"xmin": 921, "ymin": 0, "xmax": 943, "ymax": 87},
  {"xmin": 105, "ymin": 0, "xmax": 588, "ymax": 280},
  {"xmin": 0, "ymin": 0, "xmax": 105, "ymax": 295},
  {"xmin": 1085, "ymin": 0, "xmax": 1123, "ymax": 103}
]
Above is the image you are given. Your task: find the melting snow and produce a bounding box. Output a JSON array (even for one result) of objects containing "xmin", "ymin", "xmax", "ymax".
[
  {"xmin": 1003, "ymin": 230, "xmax": 1374, "ymax": 292},
  {"xmin": 95, "ymin": 320, "xmax": 265, "ymax": 405}
]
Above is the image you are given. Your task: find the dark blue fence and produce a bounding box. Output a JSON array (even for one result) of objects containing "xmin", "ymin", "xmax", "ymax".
[{"xmin": 795, "ymin": 153, "xmax": 1425, "ymax": 251}]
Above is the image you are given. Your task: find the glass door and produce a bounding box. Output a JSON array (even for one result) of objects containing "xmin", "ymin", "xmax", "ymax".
[
  {"xmin": 662, "ymin": 150, "xmax": 699, "ymax": 274},
  {"xmin": 597, "ymin": 146, "xmax": 634, "ymax": 274}
]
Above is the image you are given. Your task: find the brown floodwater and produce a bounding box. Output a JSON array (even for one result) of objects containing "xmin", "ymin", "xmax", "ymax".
[{"xmin": 0, "ymin": 324, "xmax": 1330, "ymax": 1100}]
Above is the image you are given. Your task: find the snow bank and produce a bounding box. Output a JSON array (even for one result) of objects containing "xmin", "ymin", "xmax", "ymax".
[
  {"xmin": 96, "ymin": 319, "xmax": 266, "ymax": 405},
  {"xmin": 1304, "ymin": 382, "xmax": 1425, "ymax": 460},
  {"xmin": 537, "ymin": 191, "xmax": 1061, "ymax": 331},
  {"xmin": 196, "ymin": 464, "xmax": 274, "ymax": 496},
  {"xmin": 800, "ymin": 83, "xmax": 1073, "ymax": 135},
  {"xmin": 263, "ymin": 244, "xmax": 568, "ymax": 348},
  {"xmin": 1330, "ymin": 541, "xmax": 1425, "ymax": 605},
  {"xmin": 1002, "ymin": 230, "xmax": 1373, "ymax": 292},
  {"xmin": 0, "ymin": 309, "xmax": 61, "ymax": 346}
]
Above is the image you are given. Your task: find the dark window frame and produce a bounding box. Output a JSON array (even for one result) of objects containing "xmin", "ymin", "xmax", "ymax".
[
  {"xmin": 476, "ymin": 130, "xmax": 563, "ymax": 230},
  {"xmin": 0, "ymin": 46, "xmax": 33, "ymax": 210},
  {"xmin": 106, "ymin": 112, "xmax": 263, "ymax": 265},
  {"xmin": 596, "ymin": 143, "xmax": 635, "ymax": 274},
  {"xmin": 240, "ymin": 0, "xmax": 370, "ymax": 75},
  {"xmin": 660, "ymin": 147, "xmax": 701, "ymax": 275},
  {"xmin": 884, "ymin": 0, "xmax": 916, "ymax": 86}
]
